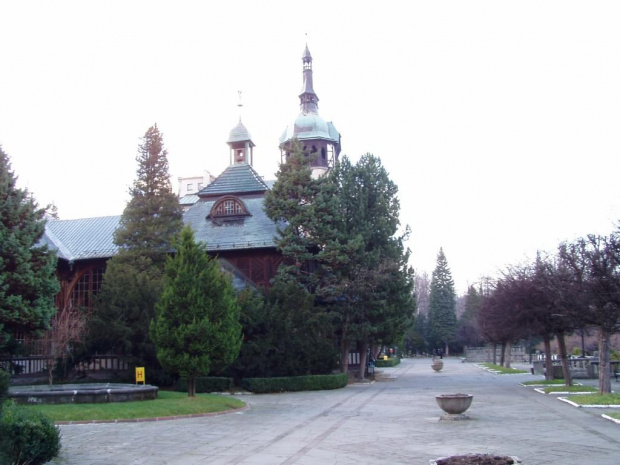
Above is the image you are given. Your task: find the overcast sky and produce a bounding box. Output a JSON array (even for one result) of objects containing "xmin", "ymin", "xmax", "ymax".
[{"xmin": 1, "ymin": 1, "xmax": 619, "ymax": 293}]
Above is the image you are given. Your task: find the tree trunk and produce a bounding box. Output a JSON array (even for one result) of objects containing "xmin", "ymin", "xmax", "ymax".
[
  {"xmin": 557, "ymin": 331, "xmax": 572, "ymax": 386},
  {"xmin": 504, "ymin": 341, "xmax": 512, "ymax": 368},
  {"xmin": 543, "ymin": 335, "xmax": 553, "ymax": 381},
  {"xmin": 188, "ymin": 376, "xmax": 196, "ymax": 397},
  {"xmin": 358, "ymin": 341, "xmax": 368, "ymax": 380},
  {"xmin": 340, "ymin": 339, "xmax": 350, "ymax": 374},
  {"xmin": 499, "ymin": 343, "xmax": 506, "ymax": 366},
  {"xmin": 598, "ymin": 328, "xmax": 612, "ymax": 394},
  {"xmin": 492, "ymin": 343, "xmax": 497, "ymax": 365},
  {"xmin": 444, "ymin": 342, "xmax": 450, "ymax": 357}
]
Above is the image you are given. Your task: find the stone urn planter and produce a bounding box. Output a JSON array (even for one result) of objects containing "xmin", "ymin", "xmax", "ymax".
[
  {"xmin": 435, "ymin": 393, "xmax": 473, "ymax": 420},
  {"xmin": 430, "ymin": 454, "xmax": 522, "ymax": 464},
  {"xmin": 431, "ymin": 358, "xmax": 444, "ymax": 372}
]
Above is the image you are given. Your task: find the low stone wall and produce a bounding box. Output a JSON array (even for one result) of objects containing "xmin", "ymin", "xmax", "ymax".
[{"xmin": 464, "ymin": 346, "xmax": 528, "ymax": 363}]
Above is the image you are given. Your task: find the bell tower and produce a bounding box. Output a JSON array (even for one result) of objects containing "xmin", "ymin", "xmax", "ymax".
[
  {"xmin": 280, "ymin": 45, "xmax": 341, "ymax": 178},
  {"xmin": 227, "ymin": 92, "xmax": 255, "ymax": 166}
]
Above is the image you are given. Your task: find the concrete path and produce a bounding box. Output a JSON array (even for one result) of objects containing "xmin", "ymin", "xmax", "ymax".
[{"xmin": 52, "ymin": 358, "xmax": 620, "ymax": 464}]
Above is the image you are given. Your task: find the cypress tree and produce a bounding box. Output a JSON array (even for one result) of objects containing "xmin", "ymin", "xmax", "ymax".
[
  {"xmin": 428, "ymin": 248, "xmax": 457, "ymax": 355},
  {"xmin": 0, "ymin": 146, "xmax": 59, "ymax": 351},
  {"xmin": 150, "ymin": 227, "xmax": 242, "ymax": 396}
]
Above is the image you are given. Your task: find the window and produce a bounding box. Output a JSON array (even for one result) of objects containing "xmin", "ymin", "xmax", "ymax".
[
  {"xmin": 187, "ymin": 183, "xmax": 194, "ymax": 192},
  {"xmin": 209, "ymin": 197, "xmax": 249, "ymax": 219},
  {"xmin": 197, "ymin": 182, "xmax": 203, "ymax": 190},
  {"xmin": 70, "ymin": 266, "xmax": 105, "ymax": 309}
]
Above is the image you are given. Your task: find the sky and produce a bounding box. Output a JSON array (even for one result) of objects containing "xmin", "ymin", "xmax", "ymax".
[{"xmin": 1, "ymin": 1, "xmax": 619, "ymax": 294}]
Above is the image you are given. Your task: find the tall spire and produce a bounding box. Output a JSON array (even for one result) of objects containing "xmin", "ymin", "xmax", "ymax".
[{"xmin": 299, "ymin": 44, "xmax": 319, "ymax": 115}]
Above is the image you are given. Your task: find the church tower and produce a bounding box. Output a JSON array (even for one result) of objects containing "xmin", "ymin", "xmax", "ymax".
[
  {"xmin": 227, "ymin": 95, "xmax": 255, "ymax": 167},
  {"xmin": 280, "ymin": 45, "xmax": 341, "ymax": 178}
]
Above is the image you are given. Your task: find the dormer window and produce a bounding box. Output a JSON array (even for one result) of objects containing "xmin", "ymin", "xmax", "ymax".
[{"xmin": 208, "ymin": 196, "xmax": 250, "ymax": 220}]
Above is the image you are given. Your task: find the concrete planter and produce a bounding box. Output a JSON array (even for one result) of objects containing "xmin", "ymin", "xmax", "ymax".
[
  {"xmin": 435, "ymin": 393, "xmax": 473, "ymax": 420},
  {"xmin": 430, "ymin": 455, "xmax": 522, "ymax": 464},
  {"xmin": 432, "ymin": 359, "xmax": 444, "ymax": 372}
]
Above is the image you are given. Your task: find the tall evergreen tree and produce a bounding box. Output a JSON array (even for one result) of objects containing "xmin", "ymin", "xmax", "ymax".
[
  {"xmin": 314, "ymin": 154, "xmax": 413, "ymax": 376},
  {"xmin": 456, "ymin": 285, "xmax": 483, "ymax": 348},
  {"xmin": 428, "ymin": 248, "xmax": 457, "ymax": 355},
  {"xmin": 89, "ymin": 125, "xmax": 183, "ymax": 376},
  {"xmin": 114, "ymin": 124, "xmax": 184, "ymax": 264},
  {"xmin": 0, "ymin": 146, "xmax": 59, "ymax": 351},
  {"xmin": 150, "ymin": 227, "xmax": 242, "ymax": 397},
  {"xmin": 264, "ymin": 138, "xmax": 322, "ymax": 287}
]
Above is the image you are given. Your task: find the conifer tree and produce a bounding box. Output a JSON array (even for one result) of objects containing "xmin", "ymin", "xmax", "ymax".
[
  {"xmin": 89, "ymin": 125, "xmax": 183, "ymax": 375},
  {"xmin": 150, "ymin": 227, "xmax": 242, "ymax": 396},
  {"xmin": 428, "ymin": 248, "xmax": 457, "ymax": 355},
  {"xmin": 0, "ymin": 146, "xmax": 59, "ymax": 351},
  {"xmin": 264, "ymin": 138, "xmax": 322, "ymax": 287},
  {"xmin": 114, "ymin": 124, "xmax": 183, "ymax": 264},
  {"xmin": 314, "ymin": 154, "xmax": 413, "ymax": 376}
]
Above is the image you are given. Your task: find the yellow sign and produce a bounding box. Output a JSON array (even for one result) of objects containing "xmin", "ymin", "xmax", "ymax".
[
  {"xmin": 383, "ymin": 355, "xmax": 388, "ymax": 361},
  {"xmin": 135, "ymin": 367, "xmax": 145, "ymax": 385}
]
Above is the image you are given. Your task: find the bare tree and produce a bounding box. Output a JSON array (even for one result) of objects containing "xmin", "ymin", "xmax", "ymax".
[
  {"xmin": 40, "ymin": 307, "xmax": 89, "ymax": 385},
  {"xmin": 560, "ymin": 235, "xmax": 620, "ymax": 394}
]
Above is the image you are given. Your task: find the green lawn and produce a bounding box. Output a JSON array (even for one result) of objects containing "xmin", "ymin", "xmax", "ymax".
[
  {"xmin": 542, "ymin": 385, "xmax": 597, "ymax": 394},
  {"xmin": 479, "ymin": 363, "xmax": 529, "ymax": 374},
  {"xmin": 606, "ymin": 412, "xmax": 620, "ymax": 420},
  {"xmin": 522, "ymin": 379, "xmax": 568, "ymax": 386},
  {"xmin": 565, "ymin": 393, "xmax": 620, "ymax": 406},
  {"xmin": 19, "ymin": 390, "xmax": 245, "ymax": 422}
]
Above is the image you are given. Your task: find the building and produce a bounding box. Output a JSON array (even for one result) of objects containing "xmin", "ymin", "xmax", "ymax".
[{"xmin": 43, "ymin": 44, "xmax": 340, "ymax": 313}]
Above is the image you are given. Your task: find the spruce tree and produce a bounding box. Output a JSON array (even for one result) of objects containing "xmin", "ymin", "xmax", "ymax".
[
  {"xmin": 114, "ymin": 124, "xmax": 183, "ymax": 264},
  {"xmin": 89, "ymin": 125, "xmax": 183, "ymax": 376},
  {"xmin": 264, "ymin": 138, "xmax": 322, "ymax": 287},
  {"xmin": 428, "ymin": 248, "xmax": 457, "ymax": 355},
  {"xmin": 150, "ymin": 227, "xmax": 242, "ymax": 396},
  {"xmin": 0, "ymin": 146, "xmax": 59, "ymax": 351}
]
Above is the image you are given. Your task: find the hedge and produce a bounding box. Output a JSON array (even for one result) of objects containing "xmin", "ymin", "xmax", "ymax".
[
  {"xmin": 0, "ymin": 369, "xmax": 9, "ymax": 406},
  {"xmin": 0, "ymin": 401, "xmax": 61, "ymax": 465},
  {"xmin": 174, "ymin": 376, "xmax": 234, "ymax": 393},
  {"xmin": 242, "ymin": 373, "xmax": 348, "ymax": 393},
  {"xmin": 374, "ymin": 357, "xmax": 400, "ymax": 368}
]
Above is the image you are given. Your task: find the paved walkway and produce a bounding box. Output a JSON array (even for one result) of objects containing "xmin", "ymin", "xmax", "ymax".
[{"xmin": 52, "ymin": 358, "xmax": 620, "ymax": 464}]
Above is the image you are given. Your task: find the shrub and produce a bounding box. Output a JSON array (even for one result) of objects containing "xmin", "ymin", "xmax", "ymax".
[
  {"xmin": 242, "ymin": 373, "xmax": 348, "ymax": 393},
  {"xmin": 0, "ymin": 401, "xmax": 61, "ymax": 465},
  {"xmin": 0, "ymin": 369, "xmax": 9, "ymax": 406},
  {"xmin": 375, "ymin": 357, "xmax": 400, "ymax": 368},
  {"xmin": 175, "ymin": 376, "xmax": 233, "ymax": 393}
]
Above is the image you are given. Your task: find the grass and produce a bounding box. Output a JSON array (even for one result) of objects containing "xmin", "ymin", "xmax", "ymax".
[
  {"xmin": 565, "ymin": 393, "xmax": 620, "ymax": 406},
  {"xmin": 479, "ymin": 363, "xmax": 529, "ymax": 374},
  {"xmin": 19, "ymin": 390, "xmax": 245, "ymax": 422},
  {"xmin": 541, "ymin": 385, "xmax": 597, "ymax": 394},
  {"xmin": 606, "ymin": 412, "xmax": 620, "ymax": 420},
  {"xmin": 522, "ymin": 379, "xmax": 568, "ymax": 386}
]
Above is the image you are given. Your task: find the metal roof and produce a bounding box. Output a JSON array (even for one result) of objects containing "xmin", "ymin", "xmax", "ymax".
[
  {"xmin": 227, "ymin": 119, "xmax": 254, "ymax": 145},
  {"xmin": 43, "ymin": 216, "xmax": 121, "ymax": 262},
  {"xmin": 179, "ymin": 194, "xmax": 199, "ymax": 206},
  {"xmin": 280, "ymin": 115, "xmax": 340, "ymax": 145},
  {"xmin": 197, "ymin": 164, "xmax": 268, "ymax": 198}
]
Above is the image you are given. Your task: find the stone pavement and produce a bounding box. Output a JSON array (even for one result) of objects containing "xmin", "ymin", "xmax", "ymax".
[{"xmin": 51, "ymin": 358, "xmax": 620, "ymax": 464}]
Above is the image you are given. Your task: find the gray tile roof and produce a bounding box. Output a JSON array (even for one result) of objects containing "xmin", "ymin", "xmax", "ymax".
[
  {"xmin": 43, "ymin": 216, "xmax": 121, "ymax": 262},
  {"xmin": 197, "ymin": 164, "xmax": 268, "ymax": 197},
  {"xmin": 183, "ymin": 197, "xmax": 279, "ymax": 251}
]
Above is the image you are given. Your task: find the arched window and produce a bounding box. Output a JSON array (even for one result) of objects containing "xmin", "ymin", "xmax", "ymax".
[
  {"xmin": 70, "ymin": 266, "xmax": 105, "ymax": 309},
  {"xmin": 209, "ymin": 196, "xmax": 249, "ymax": 219}
]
